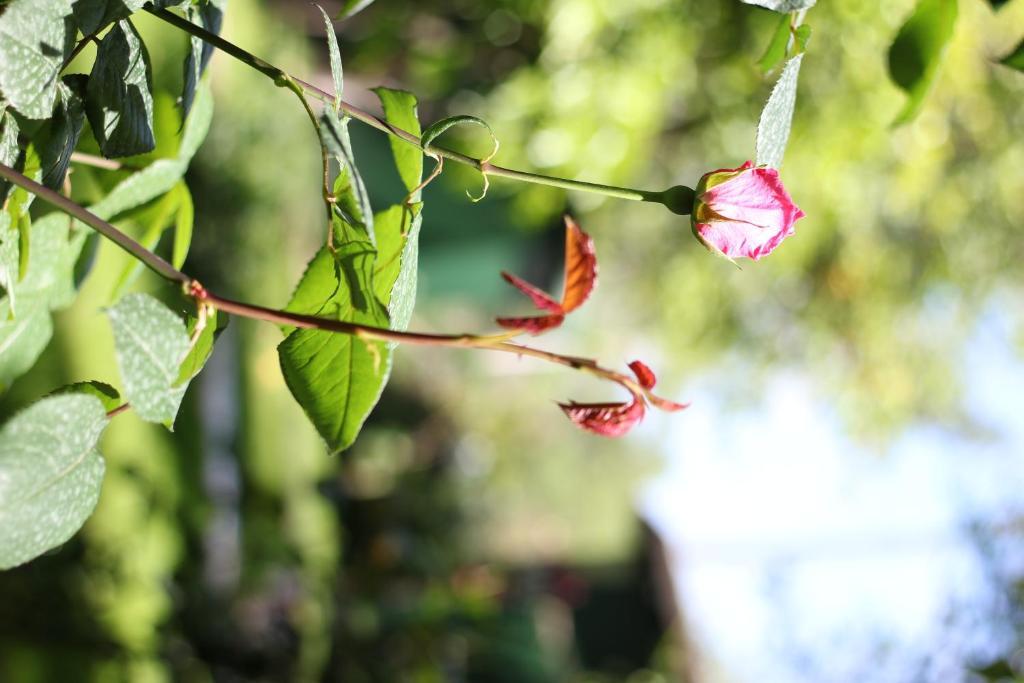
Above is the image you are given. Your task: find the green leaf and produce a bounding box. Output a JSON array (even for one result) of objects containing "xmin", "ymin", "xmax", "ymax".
[
  {"xmin": 50, "ymin": 380, "xmax": 121, "ymax": 412},
  {"xmin": 421, "ymin": 114, "xmax": 499, "ymax": 162},
  {"xmin": 0, "ymin": 296, "xmax": 52, "ymax": 392},
  {"xmin": 38, "ymin": 77, "xmax": 86, "ymax": 190},
  {"xmin": 373, "ymin": 203, "xmax": 421, "ymax": 333},
  {"xmin": 71, "ymin": 0, "xmax": 147, "ymax": 35},
  {"xmin": 317, "ymin": 4, "xmax": 344, "ymax": 111},
  {"xmin": 175, "ymin": 308, "xmax": 224, "ymax": 386},
  {"xmin": 998, "ymin": 38, "xmax": 1024, "ymax": 72},
  {"xmin": 106, "ymin": 292, "xmax": 191, "ymax": 427},
  {"xmin": 0, "ymin": 394, "xmax": 108, "ymax": 569},
  {"xmin": 0, "ymin": 109, "xmax": 19, "ymax": 204},
  {"xmin": 372, "ymin": 87, "xmax": 423, "ymax": 196},
  {"xmin": 888, "ymin": 0, "xmax": 958, "ymax": 126},
  {"xmin": 756, "ymin": 53, "xmax": 803, "ymax": 169},
  {"xmin": 86, "ymin": 19, "xmax": 156, "ymax": 158},
  {"xmin": 86, "ymin": 81, "xmax": 211, "ymax": 222},
  {"xmin": 758, "ymin": 14, "xmax": 791, "ymax": 73},
  {"xmin": 741, "ymin": 0, "xmax": 815, "ymax": 12},
  {"xmin": 320, "ymin": 109, "xmax": 373, "ymax": 231},
  {"xmin": 335, "ymin": 0, "xmax": 374, "ymax": 19},
  {"xmin": 279, "ymin": 235, "xmax": 392, "ymax": 453},
  {"xmin": 172, "ymin": 182, "xmax": 193, "ymax": 269},
  {"xmin": 108, "ymin": 181, "xmax": 184, "ymax": 298},
  {"xmin": 793, "ymin": 24, "xmax": 812, "ymax": 52},
  {"xmin": 0, "ymin": 0, "xmax": 75, "ymax": 119}
]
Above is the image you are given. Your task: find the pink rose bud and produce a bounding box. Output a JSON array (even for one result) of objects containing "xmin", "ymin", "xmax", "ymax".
[{"xmin": 691, "ymin": 161, "xmax": 805, "ymax": 261}]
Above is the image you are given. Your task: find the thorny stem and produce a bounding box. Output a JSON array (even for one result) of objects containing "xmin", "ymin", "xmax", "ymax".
[
  {"xmin": 145, "ymin": 5, "xmax": 679, "ymax": 206},
  {"xmin": 0, "ymin": 162, "xmax": 655, "ymax": 407}
]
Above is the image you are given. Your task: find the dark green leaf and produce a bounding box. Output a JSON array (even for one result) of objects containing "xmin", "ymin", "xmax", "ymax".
[
  {"xmin": 181, "ymin": 2, "xmax": 222, "ymax": 117},
  {"xmin": 999, "ymin": 38, "xmax": 1024, "ymax": 72},
  {"xmin": 50, "ymin": 380, "xmax": 121, "ymax": 412},
  {"xmin": 317, "ymin": 4, "xmax": 344, "ymax": 111},
  {"xmin": 279, "ymin": 232, "xmax": 392, "ymax": 453},
  {"xmin": 107, "ymin": 292, "xmax": 191, "ymax": 427},
  {"xmin": 888, "ymin": 0, "xmax": 958, "ymax": 126},
  {"xmin": 0, "ymin": 394, "xmax": 108, "ymax": 569},
  {"xmin": 0, "ymin": 0, "xmax": 75, "ymax": 119},
  {"xmin": 372, "ymin": 87, "xmax": 423, "ymax": 196},
  {"xmin": 741, "ymin": 0, "xmax": 815, "ymax": 12},
  {"xmin": 71, "ymin": 0, "xmax": 147, "ymax": 35},
  {"xmin": 758, "ymin": 14, "xmax": 791, "ymax": 73},
  {"xmin": 38, "ymin": 77, "xmax": 86, "ymax": 190},
  {"xmin": 756, "ymin": 53, "xmax": 803, "ymax": 169},
  {"xmin": 86, "ymin": 20, "xmax": 156, "ymax": 157}
]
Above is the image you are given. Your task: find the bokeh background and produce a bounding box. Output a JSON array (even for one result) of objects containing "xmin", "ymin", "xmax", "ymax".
[{"xmin": 2, "ymin": 0, "xmax": 1024, "ymax": 681}]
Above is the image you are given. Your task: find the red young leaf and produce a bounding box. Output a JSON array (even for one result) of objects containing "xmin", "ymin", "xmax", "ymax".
[
  {"xmin": 559, "ymin": 399, "xmax": 645, "ymax": 438},
  {"xmin": 496, "ymin": 216, "xmax": 598, "ymax": 332},
  {"xmin": 500, "ymin": 272, "xmax": 562, "ymax": 314},
  {"xmin": 560, "ymin": 216, "xmax": 597, "ymax": 313},
  {"xmin": 628, "ymin": 360, "xmax": 657, "ymax": 389},
  {"xmin": 647, "ymin": 395, "xmax": 690, "ymax": 412},
  {"xmin": 495, "ymin": 314, "xmax": 565, "ymax": 335}
]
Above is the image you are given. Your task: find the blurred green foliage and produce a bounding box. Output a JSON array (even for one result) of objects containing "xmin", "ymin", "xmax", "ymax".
[{"xmin": 1, "ymin": 0, "xmax": 1023, "ymax": 680}]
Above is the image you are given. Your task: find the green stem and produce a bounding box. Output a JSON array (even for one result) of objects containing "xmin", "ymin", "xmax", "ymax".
[{"xmin": 145, "ymin": 5, "xmax": 675, "ymax": 206}]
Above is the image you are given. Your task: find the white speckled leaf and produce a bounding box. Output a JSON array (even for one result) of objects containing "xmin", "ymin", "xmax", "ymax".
[
  {"xmin": 756, "ymin": 53, "xmax": 803, "ymax": 170},
  {"xmin": 107, "ymin": 293, "xmax": 190, "ymax": 427},
  {"xmin": 0, "ymin": 394, "xmax": 107, "ymax": 569},
  {"xmin": 316, "ymin": 4, "xmax": 344, "ymax": 110},
  {"xmin": 0, "ymin": 0, "xmax": 74, "ymax": 120},
  {"xmin": 71, "ymin": 0, "xmax": 147, "ymax": 35},
  {"xmin": 741, "ymin": 0, "xmax": 815, "ymax": 11}
]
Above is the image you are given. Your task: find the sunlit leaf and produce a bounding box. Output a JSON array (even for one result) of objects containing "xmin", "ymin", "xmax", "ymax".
[
  {"xmin": 421, "ymin": 114, "xmax": 499, "ymax": 162},
  {"xmin": 888, "ymin": 0, "xmax": 958, "ymax": 126},
  {"xmin": 107, "ymin": 293, "xmax": 191, "ymax": 427},
  {"xmin": 0, "ymin": 0, "xmax": 74, "ymax": 119},
  {"xmin": 0, "ymin": 394, "xmax": 107, "ymax": 569},
  {"xmin": 756, "ymin": 53, "xmax": 803, "ymax": 169},
  {"xmin": 86, "ymin": 20, "xmax": 156, "ymax": 158},
  {"xmin": 172, "ymin": 182, "xmax": 193, "ymax": 269},
  {"xmin": 372, "ymin": 87, "xmax": 423, "ymax": 196},
  {"xmin": 279, "ymin": 232, "xmax": 392, "ymax": 453},
  {"xmin": 372, "ymin": 203, "xmax": 421, "ymax": 333}
]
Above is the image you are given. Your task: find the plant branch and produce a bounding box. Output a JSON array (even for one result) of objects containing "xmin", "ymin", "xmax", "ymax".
[
  {"xmin": 4, "ymin": 160, "xmax": 656, "ymax": 402},
  {"xmin": 144, "ymin": 5, "xmax": 676, "ymax": 205},
  {"xmin": 0, "ymin": 163, "xmax": 190, "ymax": 285}
]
